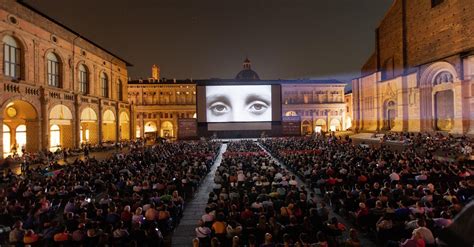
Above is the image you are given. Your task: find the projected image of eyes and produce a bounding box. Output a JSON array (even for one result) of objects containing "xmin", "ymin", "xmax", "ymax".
[
  {"xmin": 206, "ymin": 85, "xmax": 272, "ymax": 122},
  {"xmin": 209, "ymin": 102, "xmax": 230, "ymax": 115}
]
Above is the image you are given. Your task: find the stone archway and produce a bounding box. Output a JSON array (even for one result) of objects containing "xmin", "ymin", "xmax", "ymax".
[
  {"xmin": 383, "ymin": 100, "xmax": 397, "ymax": 130},
  {"xmin": 314, "ymin": 119, "xmax": 326, "ymax": 133},
  {"xmin": 2, "ymin": 100, "xmax": 39, "ymax": 156},
  {"xmin": 160, "ymin": 121, "xmax": 174, "ymax": 138},
  {"xmin": 419, "ymin": 62, "xmax": 459, "ymax": 132},
  {"xmin": 330, "ymin": 118, "xmax": 341, "ymax": 132},
  {"xmin": 80, "ymin": 107, "xmax": 98, "ymax": 144},
  {"xmin": 119, "ymin": 111, "xmax": 130, "ymax": 140},
  {"xmin": 49, "ymin": 104, "xmax": 73, "ymax": 150},
  {"xmin": 434, "ymin": 90, "xmax": 454, "ymax": 131},
  {"xmin": 144, "ymin": 121, "xmax": 158, "ymax": 133},
  {"xmin": 301, "ymin": 120, "xmax": 311, "ymax": 135},
  {"xmin": 102, "ymin": 109, "xmax": 116, "ymax": 142}
]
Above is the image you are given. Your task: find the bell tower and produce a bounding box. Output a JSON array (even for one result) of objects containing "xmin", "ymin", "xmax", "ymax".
[{"xmin": 151, "ymin": 64, "xmax": 160, "ymax": 80}]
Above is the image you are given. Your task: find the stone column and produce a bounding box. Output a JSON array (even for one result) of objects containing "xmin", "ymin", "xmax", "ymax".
[
  {"xmin": 40, "ymin": 92, "xmax": 49, "ymax": 152},
  {"xmin": 115, "ymin": 103, "xmax": 120, "ymax": 142},
  {"xmin": 98, "ymin": 100, "xmax": 103, "ymax": 144},
  {"xmin": 173, "ymin": 113, "xmax": 178, "ymax": 139},
  {"xmin": 326, "ymin": 110, "xmax": 330, "ymax": 132},
  {"xmin": 74, "ymin": 95, "xmax": 81, "ymax": 148},
  {"xmin": 353, "ymin": 79, "xmax": 361, "ymax": 132},
  {"xmin": 451, "ymin": 82, "xmax": 464, "ymax": 134},
  {"xmin": 130, "ymin": 104, "xmax": 135, "ymax": 140},
  {"xmin": 140, "ymin": 111, "xmax": 144, "ymax": 138}
]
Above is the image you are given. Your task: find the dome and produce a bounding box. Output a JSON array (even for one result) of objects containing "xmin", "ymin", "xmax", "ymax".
[
  {"xmin": 235, "ymin": 69, "xmax": 260, "ymax": 81},
  {"xmin": 235, "ymin": 57, "xmax": 260, "ymax": 80}
]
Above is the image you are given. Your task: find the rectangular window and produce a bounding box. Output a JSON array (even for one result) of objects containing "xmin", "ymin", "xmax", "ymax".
[
  {"xmin": 47, "ymin": 60, "xmax": 60, "ymax": 87},
  {"xmin": 431, "ymin": 0, "xmax": 444, "ymax": 7},
  {"xmin": 3, "ymin": 44, "xmax": 20, "ymax": 79},
  {"xmin": 79, "ymin": 70, "xmax": 88, "ymax": 94},
  {"xmin": 101, "ymin": 78, "xmax": 109, "ymax": 98},
  {"xmin": 118, "ymin": 84, "xmax": 123, "ymax": 101}
]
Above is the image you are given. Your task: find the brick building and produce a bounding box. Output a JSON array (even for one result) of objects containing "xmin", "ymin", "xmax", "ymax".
[
  {"xmin": 353, "ymin": 0, "xmax": 474, "ymax": 134},
  {"xmin": 1, "ymin": 0, "xmax": 131, "ymax": 157}
]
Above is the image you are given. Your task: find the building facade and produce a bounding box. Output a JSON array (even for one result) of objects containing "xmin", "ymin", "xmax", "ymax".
[
  {"xmin": 128, "ymin": 66, "xmax": 196, "ymax": 139},
  {"xmin": 281, "ymin": 82, "xmax": 347, "ymax": 134},
  {"xmin": 353, "ymin": 0, "xmax": 474, "ymax": 134},
  {"xmin": 344, "ymin": 92, "xmax": 353, "ymax": 130},
  {"xmin": 1, "ymin": 0, "xmax": 131, "ymax": 158},
  {"xmin": 130, "ymin": 60, "xmax": 349, "ymax": 137}
]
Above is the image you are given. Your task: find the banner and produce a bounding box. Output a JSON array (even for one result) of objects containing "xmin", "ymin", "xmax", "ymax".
[
  {"xmin": 178, "ymin": 118, "xmax": 197, "ymax": 139},
  {"xmin": 282, "ymin": 116, "xmax": 301, "ymax": 136}
]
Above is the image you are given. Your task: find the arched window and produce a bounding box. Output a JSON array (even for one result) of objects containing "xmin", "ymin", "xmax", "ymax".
[
  {"xmin": 433, "ymin": 71, "xmax": 454, "ymax": 85},
  {"xmin": 15, "ymin": 124, "xmax": 26, "ymax": 156},
  {"xmin": 79, "ymin": 64, "xmax": 89, "ymax": 94},
  {"xmin": 3, "ymin": 124, "xmax": 11, "ymax": 158},
  {"xmin": 50, "ymin": 124, "xmax": 61, "ymax": 151},
  {"xmin": 3, "ymin": 35, "xmax": 21, "ymax": 79},
  {"xmin": 47, "ymin": 53, "xmax": 60, "ymax": 87},
  {"xmin": 118, "ymin": 79, "xmax": 123, "ymax": 101},
  {"xmin": 101, "ymin": 73, "xmax": 109, "ymax": 98}
]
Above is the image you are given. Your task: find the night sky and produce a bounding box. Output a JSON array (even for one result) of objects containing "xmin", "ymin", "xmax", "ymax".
[{"xmin": 26, "ymin": 0, "xmax": 392, "ymax": 83}]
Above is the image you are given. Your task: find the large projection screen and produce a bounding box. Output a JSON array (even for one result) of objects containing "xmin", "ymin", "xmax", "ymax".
[
  {"xmin": 197, "ymin": 84, "xmax": 281, "ymax": 131},
  {"xmin": 197, "ymin": 84, "xmax": 281, "ymax": 124},
  {"xmin": 206, "ymin": 85, "xmax": 271, "ymax": 122}
]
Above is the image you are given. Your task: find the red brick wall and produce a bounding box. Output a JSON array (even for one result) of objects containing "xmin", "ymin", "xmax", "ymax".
[
  {"xmin": 406, "ymin": 0, "xmax": 474, "ymax": 67},
  {"xmin": 362, "ymin": 0, "xmax": 474, "ymax": 74},
  {"xmin": 377, "ymin": 0, "xmax": 404, "ymax": 79}
]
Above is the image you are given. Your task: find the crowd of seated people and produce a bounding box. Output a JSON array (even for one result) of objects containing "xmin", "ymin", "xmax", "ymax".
[
  {"xmin": 1, "ymin": 140, "xmax": 219, "ymax": 246},
  {"xmin": 1, "ymin": 140, "xmax": 138, "ymax": 174},
  {"xmin": 380, "ymin": 132, "xmax": 472, "ymax": 157},
  {"xmin": 261, "ymin": 133, "xmax": 473, "ymax": 246},
  {"xmin": 195, "ymin": 141, "xmax": 365, "ymax": 247}
]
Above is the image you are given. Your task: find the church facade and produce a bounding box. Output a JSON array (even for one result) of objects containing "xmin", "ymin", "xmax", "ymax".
[{"xmin": 352, "ymin": 0, "xmax": 474, "ymax": 134}]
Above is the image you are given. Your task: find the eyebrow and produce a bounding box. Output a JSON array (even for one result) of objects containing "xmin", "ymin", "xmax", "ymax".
[
  {"xmin": 206, "ymin": 94, "xmax": 231, "ymax": 107},
  {"xmin": 245, "ymin": 94, "xmax": 271, "ymax": 105}
]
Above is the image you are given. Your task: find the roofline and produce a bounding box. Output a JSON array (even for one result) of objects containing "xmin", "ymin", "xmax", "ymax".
[{"xmin": 17, "ymin": 0, "xmax": 133, "ymax": 66}]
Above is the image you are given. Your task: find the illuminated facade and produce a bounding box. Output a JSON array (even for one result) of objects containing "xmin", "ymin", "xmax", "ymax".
[
  {"xmin": 0, "ymin": 0, "xmax": 131, "ymax": 157},
  {"xmin": 130, "ymin": 60, "xmax": 349, "ymax": 137},
  {"xmin": 281, "ymin": 82, "xmax": 347, "ymax": 134},
  {"xmin": 128, "ymin": 66, "xmax": 196, "ymax": 139},
  {"xmin": 344, "ymin": 92, "xmax": 353, "ymax": 130},
  {"xmin": 353, "ymin": 0, "xmax": 474, "ymax": 134}
]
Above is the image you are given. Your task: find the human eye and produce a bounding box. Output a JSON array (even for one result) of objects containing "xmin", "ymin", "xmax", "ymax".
[
  {"xmin": 209, "ymin": 102, "xmax": 230, "ymax": 115},
  {"xmin": 247, "ymin": 101, "xmax": 269, "ymax": 115}
]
